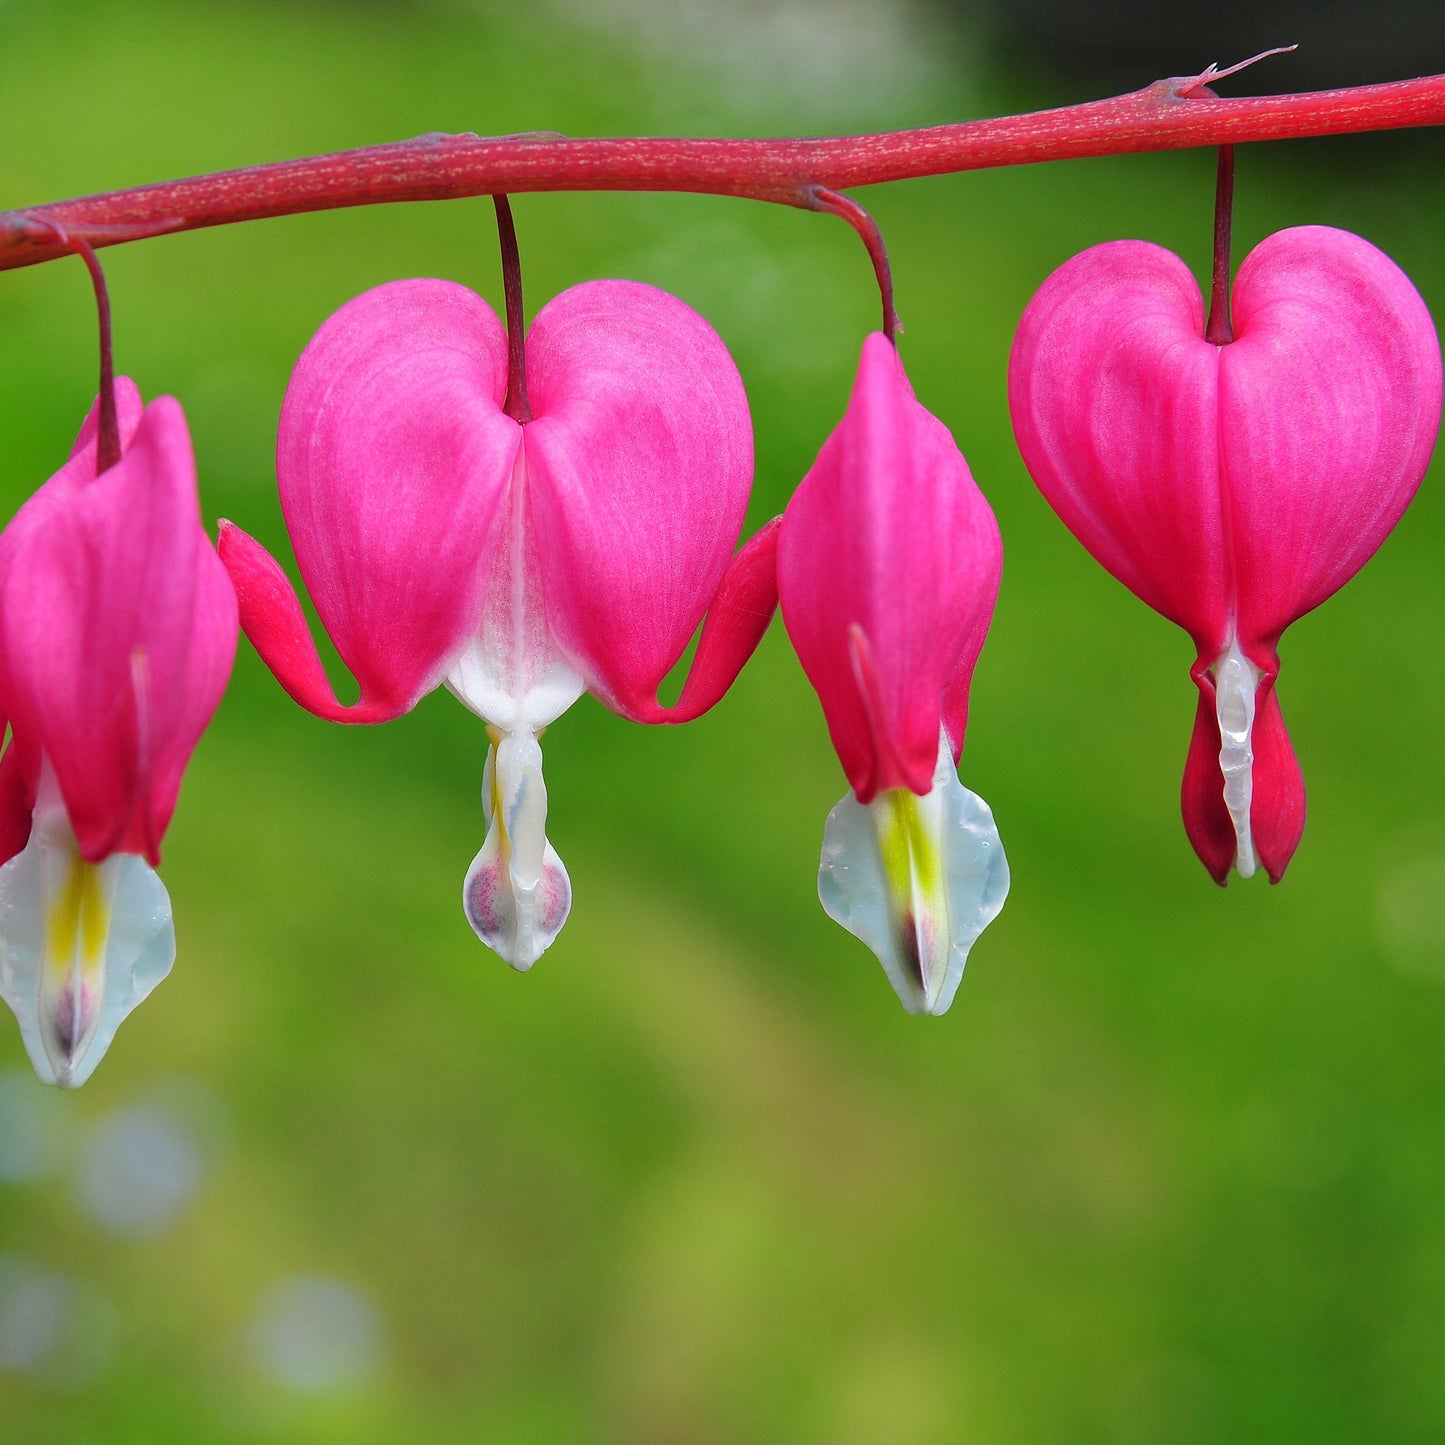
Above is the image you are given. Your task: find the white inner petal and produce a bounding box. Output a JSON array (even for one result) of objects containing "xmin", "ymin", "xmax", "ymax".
[
  {"xmin": 817, "ymin": 728, "xmax": 1009, "ymax": 1016},
  {"xmin": 0, "ymin": 805, "xmax": 174, "ymax": 1089},
  {"xmin": 462, "ymin": 727, "xmax": 571, "ymax": 971},
  {"xmin": 444, "ymin": 446, "xmax": 583, "ymax": 732},
  {"xmin": 1214, "ymin": 636, "xmax": 1261, "ymax": 880},
  {"xmin": 440, "ymin": 451, "xmax": 579, "ymax": 967}
]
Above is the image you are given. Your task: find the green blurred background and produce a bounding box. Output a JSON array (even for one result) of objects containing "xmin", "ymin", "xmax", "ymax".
[{"xmin": 2, "ymin": 2, "xmax": 1445, "ymax": 1440}]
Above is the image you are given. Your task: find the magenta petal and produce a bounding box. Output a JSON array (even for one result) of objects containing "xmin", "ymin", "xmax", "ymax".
[
  {"xmin": 1222, "ymin": 226, "xmax": 1442, "ymax": 655},
  {"xmin": 143, "ymin": 541, "xmax": 237, "ymax": 846},
  {"xmin": 778, "ymin": 333, "xmax": 1001, "ymax": 802},
  {"xmin": 623, "ymin": 517, "xmax": 781, "ymax": 724},
  {"xmin": 277, "ymin": 279, "xmax": 520, "ymax": 713},
  {"xmin": 522, "ymin": 280, "xmax": 754, "ymax": 712},
  {"xmin": 1009, "ymin": 241, "xmax": 1229, "ymax": 656},
  {"xmin": 1181, "ymin": 669, "xmax": 1305, "ymax": 886},
  {"xmin": 0, "ymin": 721, "xmax": 37, "ymax": 866},
  {"xmin": 1181, "ymin": 689, "xmax": 1236, "ymax": 887},
  {"xmin": 1, "ymin": 397, "xmax": 233, "ymax": 863},
  {"xmin": 1248, "ymin": 684, "xmax": 1306, "ymax": 884}
]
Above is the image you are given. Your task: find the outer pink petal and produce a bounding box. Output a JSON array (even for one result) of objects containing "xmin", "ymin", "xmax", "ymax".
[
  {"xmin": 1181, "ymin": 691, "xmax": 1236, "ymax": 886},
  {"xmin": 141, "ymin": 540, "xmax": 237, "ymax": 849},
  {"xmin": 0, "ymin": 719, "xmax": 38, "ymax": 865},
  {"xmin": 521, "ymin": 280, "xmax": 753, "ymax": 713},
  {"xmin": 778, "ymin": 333, "xmax": 1001, "ymax": 802},
  {"xmin": 1009, "ymin": 241, "xmax": 1229, "ymax": 656},
  {"xmin": 1223, "ymin": 226, "xmax": 1442, "ymax": 658},
  {"xmin": 276, "ymin": 279, "xmax": 520, "ymax": 714},
  {"xmin": 1, "ymin": 398, "xmax": 224, "ymax": 863}
]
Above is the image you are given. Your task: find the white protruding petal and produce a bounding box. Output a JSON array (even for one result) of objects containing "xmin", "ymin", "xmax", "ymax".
[
  {"xmin": 1214, "ymin": 636, "xmax": 1261, "ymax": 880},
  {"xmin": 0, "ymin": 812, "xmax": 174, "ymax": 1088},
  {"xmin": 462, "ymin": 730, "xmax": 571, "ymax": 971},
  {"xmin": 445, "ymin": 638, "xmax": 583, "ymax": 734},
  {"xmin": 818, "ymin": 729, "xmax": 1009, "ymax": 1016}
]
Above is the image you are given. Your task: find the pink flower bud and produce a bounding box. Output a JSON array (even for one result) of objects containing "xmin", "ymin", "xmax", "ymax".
[
  {"xmin": 779, "ymin": 334, "xmax": 1009, "ymax": 1014},
  {"xmin": 0, "ymin": 380, "xmax": 237, "ymax": 1085}
]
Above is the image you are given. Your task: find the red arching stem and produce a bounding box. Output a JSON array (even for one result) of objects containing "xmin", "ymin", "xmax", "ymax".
[
  {"xmin": 808, "ymin": 186, "xmax": 898, "ymax": 341},
  {"xmin": 2, "ymin": 70, "xmax": 1444, "ymax": 271},
  {"xmin": 1205, "ymin": 145, "xmax": 1235, "ymax": 345},
  {"xmin": 492, "ymin": 195, "xmax": 532, "ymax": 424}
]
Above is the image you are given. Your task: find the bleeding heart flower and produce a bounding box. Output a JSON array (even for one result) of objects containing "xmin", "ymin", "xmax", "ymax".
[
  {"xmin": 778, "ymin": 332, "xmax": 1008, "ymax": 1015},
  {"xmin": 0, "ymin": 379, "xmax": 238, "ymax": 1086},
  {"xmin": 220, "ymin": 277, "xmax": 777, "ymax": 969},
  {"xmin": 1009, "ymin": 225, "xmax": 1441, "ymax": 882}
]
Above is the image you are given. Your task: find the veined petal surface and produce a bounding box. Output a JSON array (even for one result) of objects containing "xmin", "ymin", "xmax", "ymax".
[
  {"xmin": 1008, "ymin": 241, "xmax": 1228, "ymax": 655},
  {"xmin": 1222, "ymin": 226, "xmax": 1442, "ymax": 657},
  {"xmin": 522, "ymin": 280, "xmax": 753, "ymax": 715},
  {"xmin": 779, "ymin": 333, "xmax": 1001, "ymax": 801},
  {"xmin": 277, "ymin": 279, "xmax": 521, "ymax": 715}
]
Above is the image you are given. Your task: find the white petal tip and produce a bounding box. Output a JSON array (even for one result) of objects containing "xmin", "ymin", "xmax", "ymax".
[
  {"xmin": 462, "ymin": 845, "xmax": 572, "ymax": 969},
  {"xmin": 818, "ymin": 732, "xmax": 1009, "ymax": 1017},
  {"xmin": 0, "ymin": 819, "xmax": 175, "ymax": 1089},
  {"xmin": 463, "ymin": 730, "xmax": 570, "ymax": 969}
]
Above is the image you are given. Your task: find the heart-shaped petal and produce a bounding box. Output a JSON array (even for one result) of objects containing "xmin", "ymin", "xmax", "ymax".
[
  {"xmin": 1223, "ymin": 226, "xmax": 1441, "ymax": 659},
  {"xmin": 274, "ymin": 278, "xmax": 521, "ymax": 715},
  {"xmin": 522, "ymin": 280, "xmax": 754, "ymax": 716},
  {"xmin": 1008, "ymin": 241, "xmax": 1228, "ymax": 656}
]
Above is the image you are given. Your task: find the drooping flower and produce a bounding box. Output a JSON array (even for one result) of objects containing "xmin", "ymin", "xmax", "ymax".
[
  {"xmin": 220, "ymin": 277, "xmax": 777, "ymax": 969},
  {"xmin": 777, "ymin": 332, "xmax": 1008, "ymax": 1015},
  {"xmin": 0, "ymin": 379, "xmax": 238, "ymax": 1086},
  {"xmin": 1010, "ymin": 226, "xmax": 1441, "ymax": 882}
]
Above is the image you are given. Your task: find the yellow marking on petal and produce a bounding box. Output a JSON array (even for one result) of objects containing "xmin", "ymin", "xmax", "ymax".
[
  {"xmin": 875, "ymin": 788, "xmax": 941, "ymax": 903},
  {"xmin": 485, "ymin": 731, "xmax": 511, "ymax": 863},
  {"xmin": 45, "ymin": 849, "xmax": 110, "ymax": 976}
]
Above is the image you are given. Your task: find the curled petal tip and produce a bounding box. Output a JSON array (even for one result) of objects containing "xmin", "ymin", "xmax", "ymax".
[{"xmin": 218, "ymin": 522, "xmax": 412, "ymax": 724}]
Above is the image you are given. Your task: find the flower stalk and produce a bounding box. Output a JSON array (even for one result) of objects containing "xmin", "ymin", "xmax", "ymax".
[
  {"xmin": 492, "ymin": 195, "xmax": 532, "ymax": 425},
  {"xmin": 3, "ymin": 69, "xmax": 1445, "ymax": 272},
  {"xmin": 1205, "ymin": 145, "xmax": 1235, "ymax": 346}
]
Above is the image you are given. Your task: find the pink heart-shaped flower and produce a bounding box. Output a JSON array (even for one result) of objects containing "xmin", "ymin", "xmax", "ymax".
[{"xmin": 1010, "ymin": 225, "xmax": 1441, "ymax": 882}]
